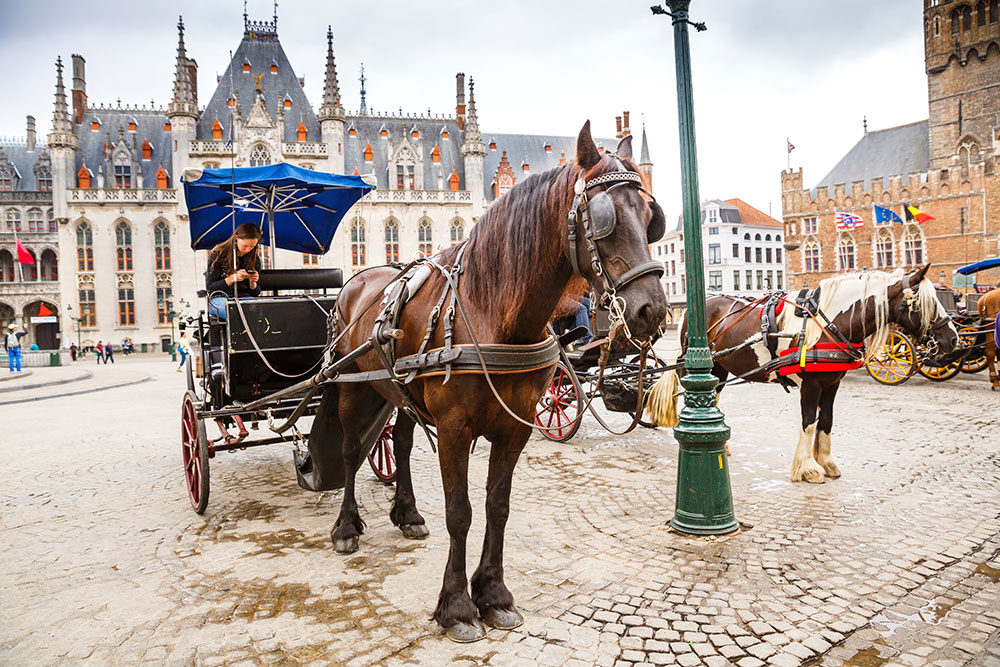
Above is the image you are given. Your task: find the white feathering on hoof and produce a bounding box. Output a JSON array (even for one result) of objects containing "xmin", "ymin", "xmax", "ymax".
[{"xmin": 646, "ymin": 369, "xmax": 681, "ymax": 428}]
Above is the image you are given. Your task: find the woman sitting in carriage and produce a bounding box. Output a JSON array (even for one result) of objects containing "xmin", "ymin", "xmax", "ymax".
[{"xmin": 205, "ymin": 222, "xmax": 263, "ymax": 320}]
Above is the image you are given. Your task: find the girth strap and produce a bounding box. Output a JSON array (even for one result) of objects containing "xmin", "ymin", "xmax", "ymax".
[{"xmin": 395, "ymin": 337, "xmax": 560, "ymax": 379}]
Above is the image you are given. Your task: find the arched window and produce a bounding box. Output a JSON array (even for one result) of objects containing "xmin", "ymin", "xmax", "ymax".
[
  {"xmin": 37, "ymin": 167, "xmax": 52, "ymax": 192},
  {"xmin": 141, "ymin": 140, "xmax": 153, "ymax": 160},
  {"xmin": 118, "ymin": 285, "xmax": 135, "ymax": 326},
  {"xmin": 115, "ymin": 221, "xmax": 133, "ymax": 271},
  {"xmin": 27, "ymin": 209, "xmax": 44, "ymax": 233},
  {"xmin": 77, "ymin": 166, "xmax": 91, "ymax": 189},
  {"xmin": 977, "ymin": 0, "xmax": 987, "ymax": 25},
  {"xmin": 754, "ymin": 233, "xmax": 762, "ymax": 241},
  {"xmin": 6, "ymin": 209, "xmax": 21, "ymax": 232},
  {"xmin": 0, "ymin": 249, "xmax": 15, "ymax": 282},
  {"xmin": 297, "ymin": 123, "xmax": 307, "ymax": 142},
  {"xmin": 903, "ymin": 225, "xmax": 924, "ymax": 266},
  {"xmin": 47, "ymin": 209, "xmax": 55, "ymax": 233},
  {"xmin": 804, "ymin": 239, "xmax": 820, "ymax": 273},
  {"xmin": 991, "ymin": 0, "xmax": 998, "ymax": 23},
  {"xmin": 76, "ymin": 222, "xmax": 93, "ymax": 271},
  {"xmin": 156, "ymin": 166, "xmax": 169, "ymax": 189},
  {"xmin": 113, "ymin": 153, "xmax": 131, "ymax": 189},
  {"xmin": 875, "ymin": 228, "xmax": 894, "ymax": 268},
  {"xmin": 363, "ymin": 143, "xmax": 373, "ymax": 163},
  {"xmin": 743, "ymin": 233, "xmax": 751, "ymax": 240},
  {"xmin": 154, "ymin": 221, "xmax": 171, "ymax": 270},
  {"xmin": 776, "ymin": 234, "xmax": 782, "ymax": 242},
  {"xmin": 350, "ymin": 219, "xmax": 366, "ymax": 267},
  {"xmin": 963, "ymin": 4, "xmax": 972, "ymax": 29},
  {"xmin": 418, "ymin": 220, "xmax": 433, "ymax": 258},
  {"xmin": 0, "ymin": 167, "xmax": 12, "ymax": 191},
  {"xmin": 23, "ymin": 248, "xmax": 38, "ymax": 281},
  {"xmin": 249, "ymin": 144, "xmax": 270, "ymax": 167},
  {"xmin": 952, "ymin": 8, "xmax": 962, "ymax": 33},
  {"xmin": 448, "ymin": 170, "xmax": 460, "ymax": 192},
  {"xmin": 384, "ymin": 220, "xmax": 399, "ymax": 263},
  {"xmin": 837, "ymin": 233, "xmax": 856, "ymax": 271},
  {"xmin": 934, "ymin": 14, "xmax": 941, "ymax": 35},
  {"xmin": 450, "ymin": 219, "xmax": 464, "ymax": 244},
  {"xmin": 212, "ymin": 120, "xmax": 223, "ymax": 141},
  {"xmin": 765, "ymin": 234, "xmax": 772, "ymax": 242},
  {"xmin": 40, "ymin": 249, "xmax": 58, "ymax": 281}
]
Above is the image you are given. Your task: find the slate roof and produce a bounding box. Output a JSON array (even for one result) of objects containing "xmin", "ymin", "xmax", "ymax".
[
  {"xmin": 198, "ymin": 34, "xmax": 320, "ymax": 143},
  {"xmin": 482, "ymin": 132, "xmax": 617, "ymax": 201},
  {"xmin": 725, "ymin": 198, "xmax": 782, "ymax": 228},
  {"xmin": 72, "ymin": 108, "xmax": 173, "ymax": 187},
  {"xmin": 343, "ymin": 115, "xmax": 465, "ymax": 190},
  {"xmin": 813, "ymin": 120, "xmax": 930, "ymax": 192},
  {"xmin": 0, "ymin": 142, "xmax": 50, "ymax": 191}
]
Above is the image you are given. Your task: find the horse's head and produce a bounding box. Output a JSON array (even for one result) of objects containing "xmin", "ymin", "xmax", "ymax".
[
  {"xmin": 568, "ymin": 121, "xmax": 667, "ymax": 339},
  {"xmin": 888, "ymin": 263, "xmax": 959, "ymax": 355}
]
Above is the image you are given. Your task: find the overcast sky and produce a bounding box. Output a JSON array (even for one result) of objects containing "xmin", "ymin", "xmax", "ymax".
[{"xmin": 0, "ymin": 0, "xmax": 928, "ymax": 222}]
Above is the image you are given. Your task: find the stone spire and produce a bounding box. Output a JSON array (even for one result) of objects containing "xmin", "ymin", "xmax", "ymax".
[
  {"xmin": 638, "ymin": 119, "xmax": 653, "ymax": 193},
  {"xmin": 640, "ymin": 121, "xmax": 651, "ymax": 165},
  {"xmin": 318, "ymin": 26, "xmax": 345, "ymax": 121},
  {"xmin": 168, "ymin": 17, "xmax": 198, "ymax": 118},
  {"xmin": 48, "ymin": 56, "xmax": 77, "ymax": 149},
  {"xmin": 464, "ymin": 77, "xmax": 481, "ymax": 144}
]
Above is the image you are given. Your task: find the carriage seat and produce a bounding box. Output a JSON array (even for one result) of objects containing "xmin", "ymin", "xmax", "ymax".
[{"xmin": 258, "ymin": 268, "xmax": 343, "ymax": 293}]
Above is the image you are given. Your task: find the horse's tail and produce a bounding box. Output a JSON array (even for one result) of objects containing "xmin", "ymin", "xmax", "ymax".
[{"xmin": 647, "ymin": 368, "xmax": 681, "ymax": 428}]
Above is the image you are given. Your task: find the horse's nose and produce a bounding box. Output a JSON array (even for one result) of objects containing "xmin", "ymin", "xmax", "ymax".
[{"xmin": 634, "ymin": 301, "xmax": 665, "ymax": 337}]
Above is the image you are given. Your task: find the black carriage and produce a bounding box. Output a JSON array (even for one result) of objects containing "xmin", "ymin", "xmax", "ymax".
[{"xmin": 179, "ymin": 164, "xmax": 394, "ymax": 513}]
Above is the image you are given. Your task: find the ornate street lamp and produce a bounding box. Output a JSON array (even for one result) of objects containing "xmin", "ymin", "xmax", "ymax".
[
  {"xmin": 65, "ymin": 303, "xmax": 82, "ymax": 353},
  {"xmin": 653, "ymin": 0, "xmax": 738, "ymax": 535}
]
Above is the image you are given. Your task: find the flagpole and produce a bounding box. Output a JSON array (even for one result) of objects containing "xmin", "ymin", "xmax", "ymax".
[
  {"xmin": 12, "ymin": 222, "xmax": 24, "ymax": 283},
  {"xmin": 786, "ymin": 137, "xmax": 790, "ymax": 170}
]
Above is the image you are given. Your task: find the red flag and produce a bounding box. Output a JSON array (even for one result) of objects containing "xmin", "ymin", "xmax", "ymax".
[
  {"xmin": 37, "ymin": 303, "xmax": 53, "ymax": 317},
  {"xmin": 16, "ymin": 239, "xmax": 34, "ymax": 264},
  {"xmin": 904, "ymin": 204, "xmax": 935, "ymax": 223}
]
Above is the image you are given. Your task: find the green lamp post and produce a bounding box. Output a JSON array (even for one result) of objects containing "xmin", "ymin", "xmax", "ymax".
[
  {"xmin": 66, "ymin": 303, "xmax": 82, "ymax": 353},
  {"xmin": 653, "ymin": 0, "xmax": 738, "ymax": 535}
]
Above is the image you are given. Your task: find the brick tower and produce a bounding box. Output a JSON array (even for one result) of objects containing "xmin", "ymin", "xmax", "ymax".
[{"xmin": 924, "ymin": 0, "xmax": 1000, "ymax": 170}]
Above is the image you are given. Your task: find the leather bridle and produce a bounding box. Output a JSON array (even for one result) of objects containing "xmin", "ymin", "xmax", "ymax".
[
  {"xmin": 567, "ymin": 161, "xmax": 664, "ymax": 312},
  {"xmin": 899, "ymin": 273, "xmax": 952, "ymax": 335}
]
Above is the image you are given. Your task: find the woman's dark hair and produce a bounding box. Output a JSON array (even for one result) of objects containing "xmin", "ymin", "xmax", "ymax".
[{"xmin": 209, "ymin": 222, "xmax": 262, "ymax": 275}]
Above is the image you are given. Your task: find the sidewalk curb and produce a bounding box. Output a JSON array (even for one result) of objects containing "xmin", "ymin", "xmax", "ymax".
[
  {"xmin": 0, "ymin": 370, "xmax": 93, "ymax": 394},
  {"xmin": 0, "ymin": 370, "xmax": 33, "ymax": 382},
  {"xmin": 0, "ymin": 374, "xmax": 154, "ymax": 406}
]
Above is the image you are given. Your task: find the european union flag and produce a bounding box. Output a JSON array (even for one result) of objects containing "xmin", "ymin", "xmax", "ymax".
[{"xmin": 873, "ymin": 204, "xmax": 903, "ymax": 226}]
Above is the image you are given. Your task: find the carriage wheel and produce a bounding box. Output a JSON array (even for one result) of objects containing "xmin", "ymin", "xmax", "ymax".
[
  {"xmin": 368, "ymin": 416, "xmax": 397, "ymax": 483},
  {"xmin": 181, "ymin": 391, "xmax": 210, "ymax": 514},
  {"xmin": 535, "ymin": 362, "xmax": 582, "ymax": 442},
  {"xmin": 865, "ymin": 331, "xmax": 916, "ymax": 385},
  {"xmin": 917, "ymin": 356, "xmax": 962, "ymax": 381},
  {"xmin": 958, "ymin": 326, "xmax": 988, "ymax": 374}
]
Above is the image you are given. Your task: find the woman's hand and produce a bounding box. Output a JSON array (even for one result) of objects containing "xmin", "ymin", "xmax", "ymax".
[
  {"xmin": 233, "ymin": 269, "xmax": 250, "ymax": 282},
  {"xmin": 248, "ymin": 271, "xmax": 259, "ymax": 289}
]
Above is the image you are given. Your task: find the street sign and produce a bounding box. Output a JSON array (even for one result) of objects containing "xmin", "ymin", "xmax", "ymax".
[{"xmin": 31, "ymin": 316, "xmax": 57, "ymax": 324}]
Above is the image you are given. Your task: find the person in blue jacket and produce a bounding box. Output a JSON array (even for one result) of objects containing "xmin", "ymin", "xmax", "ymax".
[{"xmin": 5, "ymin": 323, "xmax": 28, "ymax": 373}]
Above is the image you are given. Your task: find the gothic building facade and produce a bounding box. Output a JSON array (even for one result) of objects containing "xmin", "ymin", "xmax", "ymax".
[
  {"xmin": 3, "ymin": 12, "xmax": 650, "ymax": 350},
  {"xmin": 781, "ymin": 0, "xmax": 999, "ymax": 289}
]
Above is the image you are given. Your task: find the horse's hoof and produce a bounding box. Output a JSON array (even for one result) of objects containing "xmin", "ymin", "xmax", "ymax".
[
  {"xmin": 333, "ymin": 535, "xmax": 359, "ymax": 554},
  {"xmin": 803, "ymin": 475, "xmax": 825, "ymax": 484},
  {"xmin": 824, "ymin": 467, "xmax": 842, "ymax": 479},
  {"xmin": 400, "ymin": 523, "xmax": 430, "ymax": 540},
  {"xmin": 482, "ymin": 606, "xmax": 524, "ymax": 630},
  {"xmin": 445, "ymin": 621, "xmax": 487, "ymax": 643}
]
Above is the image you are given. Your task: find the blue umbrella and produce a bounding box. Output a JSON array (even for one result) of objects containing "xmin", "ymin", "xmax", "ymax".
[
  {"xmin": 954, "ymin": 257, "xmax": 1000, "ymax": 275},
  {"xmin": 183, "ymin": 163, "xmax": 376, "ymax": 255}
]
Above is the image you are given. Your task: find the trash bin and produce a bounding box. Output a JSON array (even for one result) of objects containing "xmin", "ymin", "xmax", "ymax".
[
  {"xmin": 141, "ymin": 343, "xmax": 148, "ymax": 353},
  {"xmin": 49, "ymin": 352, "xmax": 60, "ymax": 367}
]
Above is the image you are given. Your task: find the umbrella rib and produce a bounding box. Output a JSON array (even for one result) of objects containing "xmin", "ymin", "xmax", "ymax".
[
  {"xmin": 193, "ymin": 210, "xmax": 235, "ymax": 246},
  {"xmin": 292, "ymin": 210, "xmax": 325, "ymax": 251}
]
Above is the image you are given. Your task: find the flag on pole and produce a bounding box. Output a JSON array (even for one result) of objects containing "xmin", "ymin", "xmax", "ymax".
[
  {"xmin": 787, "ymin": 139, "xmax": 795, "ymax": 153},
  {"xmin": 16, "ymin": 239, "xmax": 34, "ymax": 264},
  {"xmin": 904, "ymin": 204, "xmax": 935, "ymax": 223},
  {"xmin": 37, "ymin": 303, "xmax": 54, "ymax": 317},
  {"xmin": 873, "ymin": 204, "xmax": 903, "ymax": 226},
  {"xmin": 835, "ymin": 212, "xmax": 864, "ymax": 230}
]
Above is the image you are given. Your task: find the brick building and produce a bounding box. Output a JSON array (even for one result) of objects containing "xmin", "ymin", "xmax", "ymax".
[{"xmin": 781, "ymin": 0, "xmax": 999, "ymax": 289}]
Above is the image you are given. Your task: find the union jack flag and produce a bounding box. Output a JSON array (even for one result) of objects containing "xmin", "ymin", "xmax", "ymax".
[{"xmin": 835, "ymin": 212, "xmax": 864, "ymax": 230}]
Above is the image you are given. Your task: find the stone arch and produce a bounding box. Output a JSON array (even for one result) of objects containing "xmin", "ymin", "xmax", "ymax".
[
  {"xmin": 0, "ymin": 301, "xmax": 15, "ymax": 330},
  {"xmin": 23, "ymin": 299, "xmax": 61, "ymax": 349},
  {"xmin": 350, "ymin": 216, "xmax": 367, "ymax": 267},
  {"xmin": 383, "ymin": 217, "xmax": 400, "ymax": 264},
  {"xmin": 837, "ymin": 232, "xmax": 857, "ymax": 271},
  {"xmin": 0, "ymin": 249, "xmax": 14, "ymax": 282},
  {"xmin": 862, "ymin": 193, "xmax": 873, "ymax": 206},
  {"xmin": 449, "ymin": 217, "xmax": 465, "ymax": 244},
  {"xmin": 114, "ymin": 218, "xmax": 134, "ymax": 272},
  {"xmin": 874, "ymin": 226, "xmax": 895, "ymax": 269},
  {"xmin": 417, "ymin": 217, "xmax": 433, "ymax": 258},
  {"xmin": 902, "ymin": 224, "xmax": 925, "ymax": 267}
]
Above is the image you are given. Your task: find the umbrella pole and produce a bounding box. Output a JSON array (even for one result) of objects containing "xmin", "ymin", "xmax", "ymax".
[{"xmin": 267, "ymin": 184, "xmax": 276, "ymax": 268}]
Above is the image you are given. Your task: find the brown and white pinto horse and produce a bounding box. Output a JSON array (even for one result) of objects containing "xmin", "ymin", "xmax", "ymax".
[
  {"xmin": 317, "ymin": 123, "xmax": 667, "ymax": 641},
  {"xmin": 650, "ymin": 265, "xmax": 959, "ymax": 483}
]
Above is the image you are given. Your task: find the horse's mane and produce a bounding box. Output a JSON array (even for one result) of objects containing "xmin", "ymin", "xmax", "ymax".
[
  {"xmin": 452, "ymin": 153, "xmax": 639, "ymax": 339},
  {"xmin": 791, "ymin": 269, "xmax": 930, "ymax": 363}
]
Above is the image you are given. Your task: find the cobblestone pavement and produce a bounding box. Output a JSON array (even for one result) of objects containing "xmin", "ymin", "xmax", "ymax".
[{"xmin": 2, "ymin": 356, "xmax": 999, "ymax": 666}]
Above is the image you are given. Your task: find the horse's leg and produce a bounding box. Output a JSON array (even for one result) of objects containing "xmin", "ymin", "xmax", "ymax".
[
  {"xmin": 471, "ymin": 424, "xmax": 530, "ymax": 631},
  {"xmin": 987, "ymin": 338, "xmax": 999, "ymax": 391},
  {"xmin": 432, "ymin": 422, "xmax": 483, "ymax": 642},
  {"xmin": 389, "ymin": 412, "xmax": 429, "ymax": 539},
  {"xmin": 330, "ymin": 384, "xmax": 371, "ymax": 553},
  {"xmin": 813, "ymin": 378, "xmax": 842, "ymax": 478},
  {"xmin": 790, "ymin": 377, "xmax": 825, "ymax": 483}
]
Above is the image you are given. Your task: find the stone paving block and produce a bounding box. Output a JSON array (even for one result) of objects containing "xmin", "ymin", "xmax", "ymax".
[
  {"xmin": 720, "ymin": 645, "xmax": 745, "ymax": 659},
  {"xmin": 736, "ymin": 658, "xmax": 766, "ymax": 667},
  {"xmin": 676, "ymin": 654, "xmax": 702, "ymax": 667},
  {"xmin": 745, "ymin": 643, "xmax": 776, "ymax": 660},
  {"xmin": 649, "ymin": 653, "xmax": 677, "ymax": 665},
  {"xmin": 702, "ymin": 657, "xmax": 729, "ymax": 667},
  {"xmin": 692, "ymin": 642, "xmax": 717, "ymax": 657}
]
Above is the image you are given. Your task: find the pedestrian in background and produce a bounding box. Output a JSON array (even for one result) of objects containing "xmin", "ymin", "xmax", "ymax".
[
  {"xmin": 5, "ymin": 323, "xmax": 28, "ymax": 373},
  {"xmin": 176, "ymin": 332, "xmax": 191, "ymax": 372},
  {"xmin": 104, "ymin": 342, "xmax": 115, "ymax": 364},
  {"xmin": 96, "ymin": 341, "xmax": 104, "ymax": 364},
  {"xmin": 70, "ymin": 343, "xmax": 77, "ymax": 361}
]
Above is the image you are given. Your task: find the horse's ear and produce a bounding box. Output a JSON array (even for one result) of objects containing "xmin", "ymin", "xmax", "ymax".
[
  {"xmin": 911, "ymin": 263, "xmax": 931, "ymax": 284},
  {"xmin": 647, "ymin": 201, "xmax": 666, "ymax": 243},
  {"xmin": 576, "ymin": 120, "xmax": 601, "ymax": 169},
  {"xmin": 616, "ymin": 134, "xmax": 634, "ymax": 161}
]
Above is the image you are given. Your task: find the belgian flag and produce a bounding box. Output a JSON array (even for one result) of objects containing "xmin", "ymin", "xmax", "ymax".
[{"xmin": 904, "ymin": 204, "xmax": 935, "ymax": 223}]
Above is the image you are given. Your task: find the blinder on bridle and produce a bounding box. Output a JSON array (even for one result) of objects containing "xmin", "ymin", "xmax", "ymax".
[
  {"xmin": 567, "ymin": 160, "xmax": 665, "ymax": 307},
  {"xmin": 899, "ymin": 272, "xmax": 951, "ymax": 337}
]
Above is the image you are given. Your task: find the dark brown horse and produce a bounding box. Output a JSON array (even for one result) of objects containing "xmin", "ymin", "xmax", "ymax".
[
  {"xmin": 317, "ymin": 122, "xmax": 667, "ymax": 641},
  {"xmin": 977, "ymin": 287, "xmax": 1000, "ymax": 390},
  {"xmin": 650, "ymin": 265, "xmax": 958, "ymax": 483}
]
